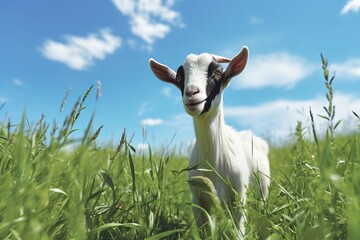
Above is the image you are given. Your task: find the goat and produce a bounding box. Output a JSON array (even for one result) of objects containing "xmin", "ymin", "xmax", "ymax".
[{"xmin": 149, "ymin": 46, "xmax": 270, "ymax": 237}]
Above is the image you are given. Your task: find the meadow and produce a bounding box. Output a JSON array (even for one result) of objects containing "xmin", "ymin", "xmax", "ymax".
[{"xmin": 1, "ymin": 55, "xmax": 360, "ymax": 240}]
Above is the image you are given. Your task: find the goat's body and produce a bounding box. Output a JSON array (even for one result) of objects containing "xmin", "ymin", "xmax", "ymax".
[
  {"xmin": 188, "ymin": 104, "xmax": 270, "ymax": 232},
  {"xmin": 237, "ymin": 130, "xmax": 270, "ymax": 198}
]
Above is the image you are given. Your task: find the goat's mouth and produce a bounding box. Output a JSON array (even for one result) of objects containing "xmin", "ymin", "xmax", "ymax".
[{"xmin": 186, "ymin": 99, "xmax": 206, "ymax": 108}]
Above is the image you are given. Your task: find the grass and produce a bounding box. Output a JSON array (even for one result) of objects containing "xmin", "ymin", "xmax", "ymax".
[{"xmin": 1, "ymin": 54, "xmax": 360, "ymax": 239}]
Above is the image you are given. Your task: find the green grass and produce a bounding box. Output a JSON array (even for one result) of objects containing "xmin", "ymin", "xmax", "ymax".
[{"xmin": 1, "ymin": 55, "xmax": 360, "ymax": 239}]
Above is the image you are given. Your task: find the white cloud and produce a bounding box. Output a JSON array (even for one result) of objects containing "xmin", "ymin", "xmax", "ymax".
[
  {"xmin": 233, "ymin": 52, "xmax": 314, "ymax": 89},
  {"xmin": 112, "ymin": 0, "xmax": 135, "ymax": 15},
  {"xmin": 112, "ymin": 0, "xmax": 183, "ymax": 44},
  {"xmin": 341, "ymin": 0, "xmax": 360, "ymax": 14},
  {"xmin": 40, "ymin": 28, "xmax": 121, "ymax": 70},
  {"xmin": 330, "ymin": 59, "xmax": 360, "ymax": 79},
  {"xmin": 141, "ymin": 118, "xmax": 164, "ymax": 126},
  {"xmin": 131, "ymin": 15, "xmax": 170, "ymax": 44},
  {"xmin": 224, "ymin": 93, "xmax": 360, "ymax": 142},
  {"xmin": 140, "ymin": 113, "xmax": 194, "ymax": 152},
  {"xmin": 138, "ymin": 0, "xmax": 180, "ymax": 22},
  {"xmin": 13, "ymin": 78, "xmax": 23, "ymax": 86},
  {"xmin": 136, "ymin": 143, "xmax": 149, "ymax": 152},
  {"xmin": 146, "ymin": 113, "xmax": 192, "ymax": 131}
]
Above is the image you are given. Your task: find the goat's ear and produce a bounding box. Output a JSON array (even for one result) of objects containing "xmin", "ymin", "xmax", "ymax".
[
  {"xmin": 222, "ymin": 46, "xmax": 249, "ymax": 86},
  {"xmin": 149, "ymin": 58, "xmax": 179, "ymax": 89}
]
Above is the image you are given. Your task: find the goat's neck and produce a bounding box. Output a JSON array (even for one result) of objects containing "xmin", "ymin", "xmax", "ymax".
[{"xmin": 193, "ymin": 104, "xmax": 227, "ymax": 158}]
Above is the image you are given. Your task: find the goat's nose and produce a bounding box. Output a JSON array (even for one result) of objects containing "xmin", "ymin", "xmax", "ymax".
[{"xmin": 185, "ymin": 86, "xmax": 200, "ymax": 97}]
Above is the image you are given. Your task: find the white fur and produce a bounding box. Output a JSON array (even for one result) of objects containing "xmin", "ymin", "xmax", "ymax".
[
  {"xmin": 189, "ymin": 100, "xmax": 270, "ymax": 233},
  {"xmin": 149, "ymin": 47, "xmax": 270, "ymax": 237}
]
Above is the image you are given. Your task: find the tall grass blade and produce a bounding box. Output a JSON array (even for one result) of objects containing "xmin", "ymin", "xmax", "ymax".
[
  {"xmin": 92, "ymin": 222, "xmax": 144, "ymax": 233},
  {"xmin": 144, "ymin": 229, "xmax": 183, "ymax": 240},
  {"xmin": 128, "ymin": 148, "xmax": 137, "ymax": 200}
]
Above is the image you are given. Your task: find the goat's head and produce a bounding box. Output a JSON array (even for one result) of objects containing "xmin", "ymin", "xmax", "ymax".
[{"xmin": 149, "ymin": 46, "xmax": 248, "ymax": 117}]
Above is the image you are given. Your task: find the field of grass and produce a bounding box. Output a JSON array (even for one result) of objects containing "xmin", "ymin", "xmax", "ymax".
[{"xmin": 1, "ymin": 56, "xmax": 360, "ymax": 239}]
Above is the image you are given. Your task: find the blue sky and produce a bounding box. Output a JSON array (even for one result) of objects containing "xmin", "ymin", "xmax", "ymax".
[{"xmin": 1, "ymin": 0, "xmax": 360, "ymax": 151}]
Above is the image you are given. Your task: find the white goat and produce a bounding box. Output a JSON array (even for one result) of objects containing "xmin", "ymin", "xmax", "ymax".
[{"xmin": 149, "ymin": 46, "xmax": 270, "ymax": 236}]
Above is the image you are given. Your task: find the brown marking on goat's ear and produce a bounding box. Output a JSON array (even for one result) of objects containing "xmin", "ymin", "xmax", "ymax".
[
  {"xmin": 149, "ymin": 58, "xmax": 179, "ymax": 89},
  {"xmin": 222, "ymin": 46, "xmax": 249, "ymax": 86}
]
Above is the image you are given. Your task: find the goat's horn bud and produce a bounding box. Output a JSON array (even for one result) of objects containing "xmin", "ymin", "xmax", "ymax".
[{"xmin": 211, "ymin": 54, "xmax": 231, "ymax": 63}]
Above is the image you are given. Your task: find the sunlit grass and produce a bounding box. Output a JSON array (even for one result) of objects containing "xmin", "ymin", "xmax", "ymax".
[{"xmin": 0, "ymin": 54, "xmax": 360, "ymax": 239}]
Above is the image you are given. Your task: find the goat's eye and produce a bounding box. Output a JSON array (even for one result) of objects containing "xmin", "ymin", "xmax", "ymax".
[{"xmin": 214, "ymin": 70, "xmax": 222, "ymax": 81}]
